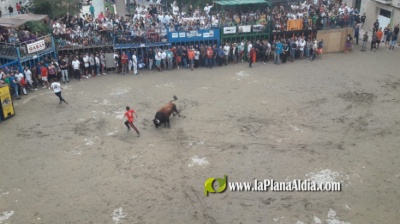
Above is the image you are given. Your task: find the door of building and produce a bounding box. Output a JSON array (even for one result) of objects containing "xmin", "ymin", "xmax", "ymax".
[{"xmin": 378, "ymin": 8, "xmax": 391, "ymax": 29}]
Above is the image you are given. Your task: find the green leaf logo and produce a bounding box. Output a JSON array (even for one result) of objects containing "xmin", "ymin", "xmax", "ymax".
[{"xmin": 204, "ymin": 175, "xmax": 227, "ymax": 196}]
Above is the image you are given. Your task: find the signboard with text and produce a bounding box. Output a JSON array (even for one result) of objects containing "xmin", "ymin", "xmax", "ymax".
[{"xmin": 27, "ymin": 40, "xmax": 46, "ymax": 54}]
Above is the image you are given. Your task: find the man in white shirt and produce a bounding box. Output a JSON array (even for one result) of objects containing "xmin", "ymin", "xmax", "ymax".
[
  {"xmin": 24, "ymin": 66, "xmax": 36, "ymax": 91},
  {"xmin": 247, "ymin": 41, "xmax": 252, "ymax": 60},
  {"xmin": 132, "ymin": 51, "xmax": 138, "ymax": 75},
  {"xmin": 50, "ymin": 80, "xmax": 68, "ymax": 105},
  {"xmin": 223, "ymin": 43, "xmax": 230, "ymax": 65},
  {"xmin": 299, "ymin": 39, "xmax": 306, "ymax": 59},
  {"xmin": 71, "ymin": 57, "xmax": 81, "ymax": 80},
  {"xmin": 83, "ymin": 53, "xmax": 90, "ymax": 78},
  {"xmin": 161, "ymin": 49, "xmax": 167, "ymax": 70},
  {"xmin": 172, "ymin": 5, "xmax": 179, "ymax": 16},
  {"xmin": 15, "ymin": 70, "xmax": 24, "ymax": 82},
  {"xmin": 204, "ymin": 3, "xmax": 213, "ymax": 16}
]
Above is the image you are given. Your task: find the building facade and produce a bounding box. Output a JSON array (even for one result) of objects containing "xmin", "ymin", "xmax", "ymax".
[{"xmin": 346, "ymin": 0, "xmax": 400, "ymax": 31}]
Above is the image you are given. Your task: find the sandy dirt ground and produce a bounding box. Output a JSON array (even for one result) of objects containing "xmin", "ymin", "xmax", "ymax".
[{"xmin": 1, "ymin": 45, "xmax": 400, "ymax": 224}]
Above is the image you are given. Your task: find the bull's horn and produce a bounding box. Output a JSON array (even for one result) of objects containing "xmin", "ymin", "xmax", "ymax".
[{"xmin": 155, "ymin": 119, "xmax": 160, "ymax": 124}]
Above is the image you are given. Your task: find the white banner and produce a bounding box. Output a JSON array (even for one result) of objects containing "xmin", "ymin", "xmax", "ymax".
[
  {"xmin": 238, "ymin": 25, "xmax": 251, "ymax": 33},
  {"xmin": 252, "ymin": 24, "xmax": 265, "ymax": 32},
  {"xmin": 223, "ymin": 26, "xmax": 236, "ymax": 34},
  {"xmin": 27, "ymin": 40, "xmax": 46, "ymax": 54}
]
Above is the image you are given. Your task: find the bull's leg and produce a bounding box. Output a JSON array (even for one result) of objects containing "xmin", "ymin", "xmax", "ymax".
[
  {"xmin": 166, "ymin": 117, "xmax": 170, "ymax": 128},
  {"xmin": 173, "ymin": 105, "xmax": 181, "ymax": 116}
]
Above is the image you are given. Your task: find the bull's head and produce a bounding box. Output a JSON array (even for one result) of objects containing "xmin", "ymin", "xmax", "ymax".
[{"xmin": 153, "ymin": 119, "xmax": 161, "ymax": 128}]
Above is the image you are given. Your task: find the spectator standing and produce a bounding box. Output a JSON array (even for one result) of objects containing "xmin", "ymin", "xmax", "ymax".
[
  {"xmin": 371, "ymin": 32, "xmax": 377, "ymax": 51},
  {"xmin": 249, "ymin": 47, "xmax": 256, "ymax": 68},
  {"xmin": 204, "ymin": 3, "xmax": 214, "ymax": 16},
  {"xmin": 24, "ymin": 66, "xmax": 36, "ymax": 91},
  {"xmin": 9, "ymin": 72, "xmax": 20, "ymax": 99},
  {"xmin": 223, "ymin": 43, "xmax": 230, "ymax": 66},
  {"xmin": 361, "ymin": 31, "xmax": 368, "ymax": 51},
  {"xmin": 354, "ymin": 23, "xmax": 360, "ymax": 45},
  {"xmin": 232, "ymin": 43, "xmax": 238, "ymax": 64},
  {"xmin": 89, "ymin": 4, "xmax": 95, "ymax": 19},
  {"xmin": 166, "ymin": 49, "xmax": 173, "ymax": 70},
  {"xmin": 281, "ymin": 41, "xmax": 289, "ymax": 64},
  {"xmin": 275, "ymin": 40, "xmax": 282, "ymax": 65},
  {"xmin": 8, "ymin": 5, "xmax": 14, "ymax": 17},
  {"xmin": 360, "ymin": 13, "xmax": 366, "ymax": 30},
  {"xmin": 161, "ymin": 49, "xmax": 167, "ymax": 70},
  {"xmin": 16, "ymin": 3, "xmax": 21, "ymax": 14},
  {"xmin": 385, "ymin": 28, "xmax": 392, "ymax": 47},
  {"xmin": 132, "ymin": 51, "xmax": 138, "ymax": 75},
  {"xmin": 188, "ymin": 48, "xmax": 195, "ymax": 71},
  {"xmin": 182, "ymin": 47, "xmax": 188, "ymax": 69},
  {"xmin": 100, "ymin": 52, "xmax": 106, "ymax": 75},
  {"xmin": 194, "ymin": 48, "xmax": 200, "ymax": 68},
  {"xmin": 311, "ymin": 40, "xmax": 318, "ymax": 61},
  {"xmin": 155, "ymin": 49, "xmax": 161, "ymax": 71},
  {"xmin": 148, "ymin": 49, "xmax": 154, "ymax": 70},
  {"xmin": 389, "ymin": 33, "xmax": 397, "ymax": 50},
  {"xmin": 121, "ymin": 52, "xmax": 128, "ymax": 75},
  {"xmin": 394, "ymin": 24, "xmax": 399, "ymax": 46},
  {"xmin": 89, "ymin": 53, "xmax": 96, "ymax": 77},
  {"xmin": 376, "ymin": 28, "xmax": 383, "ymax": 49},
  {"xmin": 373, "ymin": 20, "xmax": 379, "ymax": 33},
  {"xmin": 41, "ymin": 63, "xmax": 49, "ymax": 88},
  {"xmin": 176, "ymin": 46, "xmax": 182, "ymax": 69},
  {"xmin": 206, "ymin": 46, "xmax": 213, "ymax": 69},
  {"xmin": 59, "ymin": 57, "xmax": 69, "ymax": 83},
  {"xmin": 95, "ymin": 54, "xmax": 100, "ymax": 76},
  {"xmin": 83, "ymin": 53, "xmax": 90, "ymax": 78},
  {"xmin": 72, "ymin": 57, "xmax": 81, "ymax": 80},
  {"xmin": 48, "ymin": 62, "xmax": 57, "ymax": 83},
  {"xmin": 299, "ymin": 39, "xmax": 305, "ymax": 59},
  {"xmin": 345, "ymin": 34, "xmax": 353, "ymax": 53}
]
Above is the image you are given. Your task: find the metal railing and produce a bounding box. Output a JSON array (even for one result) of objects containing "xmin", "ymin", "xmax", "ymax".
[{"xmin": 0, "ymin": 34, "xmax": 54, "ymax": 58}]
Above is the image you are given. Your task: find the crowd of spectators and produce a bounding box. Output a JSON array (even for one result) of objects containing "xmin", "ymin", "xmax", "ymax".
[
  {"xmin": 0, "ymin": 26, "xmax": 41, "ymax": 44},
  {"xmin": 271, "ymin": 0, "xmax": 361, "ymax": 32},
  {"xmin": 52, "ymin": 0, "xmax": 363, "ymax": 49}
]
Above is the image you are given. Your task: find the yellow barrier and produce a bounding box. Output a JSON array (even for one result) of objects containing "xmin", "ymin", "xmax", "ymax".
[{"xmin": 0, "ymin": 85, "xmax": 15, "ymax": 121}]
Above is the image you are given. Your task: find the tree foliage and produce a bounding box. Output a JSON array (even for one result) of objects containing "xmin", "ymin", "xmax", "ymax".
[{"xmin": 33, "ymin": 0, "xmax": 80, "ymax": 19}]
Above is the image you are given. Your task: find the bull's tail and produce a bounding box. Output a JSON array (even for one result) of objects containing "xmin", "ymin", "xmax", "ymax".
[{"xmin": 171, "ymin": 95, "xmax": 178, "ymax": 101}]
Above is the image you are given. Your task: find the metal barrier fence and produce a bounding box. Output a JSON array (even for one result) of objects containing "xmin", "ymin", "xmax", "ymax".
[
  {"xmin": 0, "ymin": 35, "xmax": 57, "ymax": 71},
  {"xmin": 0, "ymin": 60, "xmax": 21, "ymax": 73},
  {"xmin": 220, "ymin": 23, "xmax": 271, "ymax": 44}
]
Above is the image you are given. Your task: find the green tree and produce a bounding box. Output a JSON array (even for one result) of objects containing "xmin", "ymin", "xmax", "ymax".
[{"xmin": 33, "ymin": 0, "xmax": 80, "ymax": 19}]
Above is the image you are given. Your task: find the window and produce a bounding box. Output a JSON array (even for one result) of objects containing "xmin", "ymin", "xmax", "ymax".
[{"xmin": 379, "ymin": 9, "xmax": 391, "ymax": 18}]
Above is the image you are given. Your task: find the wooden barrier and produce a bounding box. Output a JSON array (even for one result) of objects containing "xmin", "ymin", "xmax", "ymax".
[{"xmin": 316, "ymin": 27, "xmax": 353, "ymax": 53}]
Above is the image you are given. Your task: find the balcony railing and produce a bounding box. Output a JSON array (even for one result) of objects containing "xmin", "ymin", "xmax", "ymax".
[{"xmin": 374, "ymin": 0, "xmax": 392, "ymax": 4}]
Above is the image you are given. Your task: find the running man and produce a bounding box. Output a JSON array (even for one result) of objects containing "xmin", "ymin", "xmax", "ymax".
[
  {"xmin": 124, "ymin": 106, "xmax": 140, "ymax": 136},
  {"xmin": 50, "ymin": 79, "xmax": 68, "ymax": 105}
]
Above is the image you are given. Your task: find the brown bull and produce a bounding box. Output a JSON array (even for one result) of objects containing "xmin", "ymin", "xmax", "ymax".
[{"xmin": 153, "ymin": 96, "xmax": 180, "ymax": 128}]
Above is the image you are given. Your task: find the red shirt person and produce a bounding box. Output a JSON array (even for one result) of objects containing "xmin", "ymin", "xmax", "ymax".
[
  {"xmin": 124, "ymin": 106, "xmax": 140, "ymax": 136},
  {"xmin": 40, "ymin": 64, "xmax": 49, "ymax": 88},
  {"xmin": 206, "ymin": 47, "xmax": 213, "ymax": 68},
  {"xmin": 121, "ymin": 52, "xmax": 128, "ymax": 74},
  {"xmin": 249, "ymin": 47, "xmax": 257, "ymax": 67}
]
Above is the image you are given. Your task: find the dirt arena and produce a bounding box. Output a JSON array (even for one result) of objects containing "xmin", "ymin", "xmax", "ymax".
[{"xmin": 1, "ymin": 47, "xmax": 399, "ymax": 224}]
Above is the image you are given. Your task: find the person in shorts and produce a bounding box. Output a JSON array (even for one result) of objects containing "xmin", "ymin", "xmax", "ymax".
[{"xmin": 40, "ymin": 63, "xmax": 49, "ymax": 88}]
